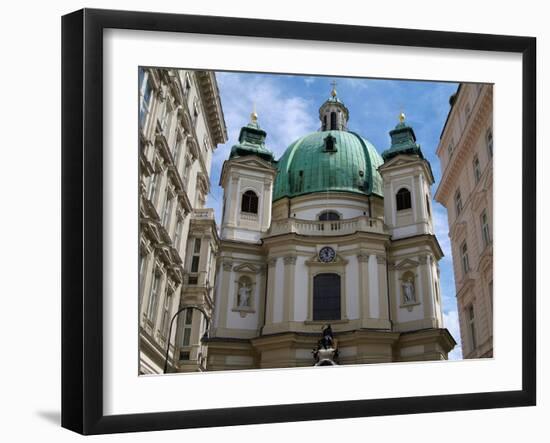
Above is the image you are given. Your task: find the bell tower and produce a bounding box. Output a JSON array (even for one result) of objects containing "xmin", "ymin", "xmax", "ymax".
[
  {"xmin": 219, "ymin": 109, "xmax": 277, "ymax": 243},
  {"xmin": 379, "ymin": 113, "xmax": 435, "ymax": 240}
]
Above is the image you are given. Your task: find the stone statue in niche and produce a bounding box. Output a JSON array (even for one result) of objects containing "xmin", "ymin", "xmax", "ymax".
[
  {"xmin": 402, "ymin": 276, "xmax": 415, "ymax": 303},
  {"xmin": 237, "ymin": 279, "xmax": 252, "ymax": 308}
]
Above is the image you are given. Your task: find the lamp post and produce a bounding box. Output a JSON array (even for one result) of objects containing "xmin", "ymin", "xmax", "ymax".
[{"xmin": 163, "ymin": 305, "xmax": 210, "ymax": 374}]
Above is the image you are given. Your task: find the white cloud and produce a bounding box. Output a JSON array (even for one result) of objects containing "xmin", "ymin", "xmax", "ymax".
[
  {"xmin": 207, "ymin": 72, "xmax": 318, "ymax": 224},
  {"xmin": 433, "ymin": 202, "xmax": 452, "ymax": 259},
  {"xmin": 443, "ymin": 310, "xmax": 463, "ymax": 360},
  {"xmin": 304, "ymin": 77, "xmax": 315, "ymax": 86}
]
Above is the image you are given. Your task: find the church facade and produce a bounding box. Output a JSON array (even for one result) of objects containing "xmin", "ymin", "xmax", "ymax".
[{"xmin": 204, "ymin": 86, "xmax": 456, "ymax": 370}]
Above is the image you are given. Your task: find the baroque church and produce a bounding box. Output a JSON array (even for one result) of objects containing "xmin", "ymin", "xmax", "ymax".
[{"xmin": 204, "ymin": 85, "xmax": 456, "ymax": 370}]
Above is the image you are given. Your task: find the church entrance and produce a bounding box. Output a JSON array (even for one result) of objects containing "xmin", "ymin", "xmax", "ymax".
[{"xmin": 313, "ymin": 273, "xmax": 341, "ymax": 321}]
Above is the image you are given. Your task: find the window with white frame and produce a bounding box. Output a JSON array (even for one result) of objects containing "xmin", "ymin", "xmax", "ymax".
[
  {"xmin": 160, "ymin": 289, "xmax": 173, "ymax": 339},
  {"xmin": 467, "ymin": 304, "xmax": 477, "ymax": 350},
  {"xmin": 162, "ymin": 192, "xmax": 173, "ymax": 228},
  {"xmin": 139, "ymin": 69, "xmax": 153, "ymax": 127},
  {"xmin": 147, "ymin": 173, "xmax": 157, "ymax": 202},
  {"xmin": 461, "ymin": 241, "xmax": 470, "ymax": 275},
  {"xmin": 455, "ymin": 189, "xmax": 463, "ymax": 216},
  {"xmin": 473, "ymin": 155, "xmax": 481, "ymax": 183},
  {"xmin": 181, "ymin": 308, "xmax": 193, "ymax": 348},
  {"xmin": 146, "ymin": 271, "xmax": 161, "ymax": 322},
  {"xmin": 486, "ymin": 128, "xmax": 493, "ymax": 158},
  {"xmin": 481, "ymin": 209, "xmax": 491, "ymax": 247}
]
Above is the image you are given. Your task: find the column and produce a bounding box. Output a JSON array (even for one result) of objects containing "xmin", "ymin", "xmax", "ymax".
[
  {"xmin": 283, "ymin": 256, "xmax": 297, "ymax": 323},
  {"xmin": 357, "ymin": 251, "xmax": 370, "ymax": 327},
  {"xmin": 264, "ymin": 258, "xmax": 277, "ymax": 327}
]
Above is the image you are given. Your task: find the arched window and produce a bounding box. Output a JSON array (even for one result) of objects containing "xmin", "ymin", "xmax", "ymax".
[
  {"xmin": 318, "ymin": 211, "xmax": 340, "ymax": 221},
  {"xmin": 396, "ymin": 188, "xmax": 412, "ymax": 211},
  {"xmin": 330, "ymin": 112, "xmax": 337, "ymax": 130},
  {"xmin": 313, "ymin": 273, "xmax": 341, "ymax": 320},
  {"xmin": 241, "ymin": 190, "xmax": 259, "ymax": 214}
]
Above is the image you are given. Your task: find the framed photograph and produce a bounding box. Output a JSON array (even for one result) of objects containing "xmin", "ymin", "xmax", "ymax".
[{"xmin": 61, "ymin": 8, "xmax": 536, "ymax": 435}]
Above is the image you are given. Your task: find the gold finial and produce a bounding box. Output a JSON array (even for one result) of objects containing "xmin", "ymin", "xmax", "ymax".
[
  {"xmin": 330, "ymin": 80, "xmax": 337, "ymax": 97},
  {"xmin": 250, "ymin": 102, "xmax": 258, "ymax": 123},
  {"xmin": 399, "ymin": 111, "xmax": 406, "ymax": 123}
]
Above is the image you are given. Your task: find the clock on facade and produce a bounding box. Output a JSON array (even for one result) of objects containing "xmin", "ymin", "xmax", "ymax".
[{"xmin": 318, "ymin": 246, "xmax": 336, "ymax": 263}]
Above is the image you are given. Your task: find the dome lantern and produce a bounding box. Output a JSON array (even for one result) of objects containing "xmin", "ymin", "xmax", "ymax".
[
  {"xmin": 319, "ymin": 81, "xmax": 349, "ymax": 131},
  {"xmin": 228, "ymin": 105, "xmax": 274, "ymax": 162}
]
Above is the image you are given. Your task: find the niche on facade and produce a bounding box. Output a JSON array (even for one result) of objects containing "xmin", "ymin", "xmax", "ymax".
[
  {"xmin": 400, "ymin": 270, "xmax": 419, "ymax": 311},
  {"xmin": 232, "ymin": 263, "xmax": 261, "ymax": 317}
]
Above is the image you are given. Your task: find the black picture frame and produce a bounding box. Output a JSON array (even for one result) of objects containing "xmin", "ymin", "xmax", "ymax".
[{"xmin": 61, "ymin": 8, "xmax": 536, "ymax": 435}]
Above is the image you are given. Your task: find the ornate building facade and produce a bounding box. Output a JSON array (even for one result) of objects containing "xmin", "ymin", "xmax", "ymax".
[
  {"xmin": 207, "ymin": 87, "xmax": 455, "ymax": 370},
  {"xmin": 138, "ymin": 68, "xmax": 227, "ymax": 374},
  {"xmin": 434, "ymin": 83, "xmax": 493, "ymax": 358}
]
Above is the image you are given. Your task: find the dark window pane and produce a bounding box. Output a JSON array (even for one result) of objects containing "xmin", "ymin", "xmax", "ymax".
[
  {"xmin": 241, "ymin": 190, "xmax": 258, "ymax": 214},
  {"xmin": 191, "ymin": 256, "xmax": 200, "ymax": 273},
  {"xmin": 396, "ymin": 188, "xmax": 412, "ymax": 211},
  {"xmin": 313, "ymin": 273, "xmax": 341, "ymax": 321},
  {"xmin": 318, "ymin": 211, "xmax": 340, "ymax": 221},
  {"xmin": 330, "ymin": 112, "xmax": 337, "ymax": 130}
]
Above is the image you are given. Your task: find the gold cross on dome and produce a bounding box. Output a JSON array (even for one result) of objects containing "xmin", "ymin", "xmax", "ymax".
[{"xmin": 330, "ymin": 80, "xmax": 337, "ymax": 97}]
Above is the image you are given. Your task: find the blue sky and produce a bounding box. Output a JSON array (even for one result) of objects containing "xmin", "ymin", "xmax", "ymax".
[{"xmin": 207, "ymin": 71, "xmax": 462, "ymax": 360}]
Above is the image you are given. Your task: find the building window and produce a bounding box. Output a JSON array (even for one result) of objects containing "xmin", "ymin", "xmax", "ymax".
[
  {"xmin": 241, "ymin": 190, "xmax": 259, "ymax": 214},
  {"xmin": 139, "ymin": 70, "xmax": 152, "ymax": 126},
  {"xmin": 318, "ymin": 211, "xmax": 340, "ymax": 221},
  {"xmin": 396, "ymin": 188, "xmax": 412, "ymax": 211},
  {"xmin": 313, "ymin": 273, "xmax": 341, "ymax": 321},
  {"xmin": 455, "ymin": 189, "xmax": 463, "ymax": 216},
  {"xmin": 467, "ymin": 304, "xmax": 477, "ymax": 350},
  {"xmin": 447, "ymin": 140, "xmax": 454, "ymax": 158},
  {"xmin": 481, "ymin": 209, "xmax": 491, "ymax": 247},
  {"xmin": 147, "ymin": 174, "xmax": 157, "ymax": 202},
  {"xmin": 189, "ymin": 237, "xmax": 201, "ymax": 278},
  {"xmin": 174, "ymin": 217, "xmax": 183, "ymax": 250},
  {"xmin": 461, "ymin": 241, "xmax": 470, "ymax": 275},
  {"xmin": 473, "ymin": 155, "xmax": 481, "ymax": 183},
  {"xmin": 465, "ymin": 102, "xmax": 471, "ymax": 121},
  {"xmin": 160, "ymin": 291, "xmax": 173, "ymax": 339},
  {"xmin": 330, "ymin": 112, "xmax": 337, "ymax": 130},
  {"xmin": 181, "ymin": 308, "xmax": 193, "ymax": 347},
  {"xmin": 324, "ymin": 134, "xmax": 336, "ymax": 152},
  {"xmin": 162, "ymin": 193, "xmax": 173, "ymax": 228},
  {"xmin": 486, "ymin": 128, "xmax": 493, "ymax": 158},
  {"xmin": 146, "ymin": 272, "xmax": 161, "ymax": 322},
  {"xmin": 323, "ymin": 115, "xmax": 327, "ymax": 131}
]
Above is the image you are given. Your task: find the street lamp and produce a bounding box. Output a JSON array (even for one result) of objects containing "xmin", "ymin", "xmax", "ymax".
[{"xmin": 163, "ymin": 305, "xmax": 210, "ymax": 374}]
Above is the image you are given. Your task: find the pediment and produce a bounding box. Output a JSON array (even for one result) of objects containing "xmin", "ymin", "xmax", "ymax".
[
  {"xmin": 394, "ymin": 258, "xmax": 419, "ymax": 270},
  {"xmin": 229, "ymin": 156, "xmax": 275, "ymax": 170},
  {"xmin": 233, "ymin": 262, "xmax": 262, "ymax": 273},
  {"xmin": 305, "ymin": 252, "xmax": 348, "ymax": 266},
  {"xmin": 379, "ymin": 154, "xmax": 419, "ymax": 170}
]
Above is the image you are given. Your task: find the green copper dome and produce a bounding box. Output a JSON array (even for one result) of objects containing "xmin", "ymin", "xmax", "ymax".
[{"xmin": 273, "ymin": 130, "xmax": 384, "ymax": 201}]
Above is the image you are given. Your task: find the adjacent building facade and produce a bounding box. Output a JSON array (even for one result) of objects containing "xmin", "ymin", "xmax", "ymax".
[
  {"xmin": 138, "ymin": 68, "xmax": 227, "ymax": 374},
  {"xmin": 435, "ymin": 83, "xmax": 493, "ymax": 358}
]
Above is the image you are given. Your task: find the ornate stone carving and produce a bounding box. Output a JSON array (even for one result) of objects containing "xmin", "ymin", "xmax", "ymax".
[
  {"xmin": 418, "ymin": 255, "xmax": 428, "ymax": 265},
  {"xmin": 222, "ymin": 261, "xmax": 233, "ymax": 271},
  {"xmin": 268, "ymin": 257, "xmax": 277, "ymax": 267},
  {"xmin": 283, "ymin": 255, "xmax": 297, "ymax": 265},
  {"xmin": 356, "ymin": 252, "xmax": 370, "ymax": 263}
]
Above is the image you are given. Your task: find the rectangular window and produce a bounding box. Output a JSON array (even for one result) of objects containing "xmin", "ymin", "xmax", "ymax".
[
  {"xmin": 160, "ymin": 292, "xmax": 172, "ymax": 338},
  {"xmin": 481, "ymin": 209, "xmax": 491, "ymax": 247},
  {"xmin": 181, "ymin": 309, "xmax": 193, "ymax": 347},
  {"xmin": 147, "ymin": 174, "xmax": 157, "ymax": 202},
  {"xmin": 162, "ymin": 195, "xmax": 172, "ymax": 227},
  {"xmin": 455, "ymin": 190, "xmax": 463, "ymax": 216},
  {"xmin": 461, "ymin": 241, "xmax": 470, "ymax": 275},
  {"xmin": 486, "ymin": 129, "xmax": 493, "ymax": 158},
  {"xmin": 191, "ymin": 256, "xmax": 200, "ymax": 273},
  {"xmin": 139, "ymin": 71, "xmax": 152, "ymax": 126},
  {"xmin": 174, "ymin": 218, "xmax": 183, "ymax": 249},
  {"xmin": 467, "ymin": 304, "xmax": 477, "ymax": 350},
  {"xmin": 194, "ymin": 238, "xmax": 202, "ymax": 254},
  {"xmin": 473, "ymin": 155, "xmax": 481, "ymax": 183},
  {"xmin": 147, "ymin": 273, "xmax": 160, "ymax": 322}
]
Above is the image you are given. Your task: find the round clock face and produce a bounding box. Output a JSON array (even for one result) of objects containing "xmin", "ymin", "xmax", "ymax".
[{"xmin": 319, "ymin": 246, "xmax": 336, "ymax": 263}]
